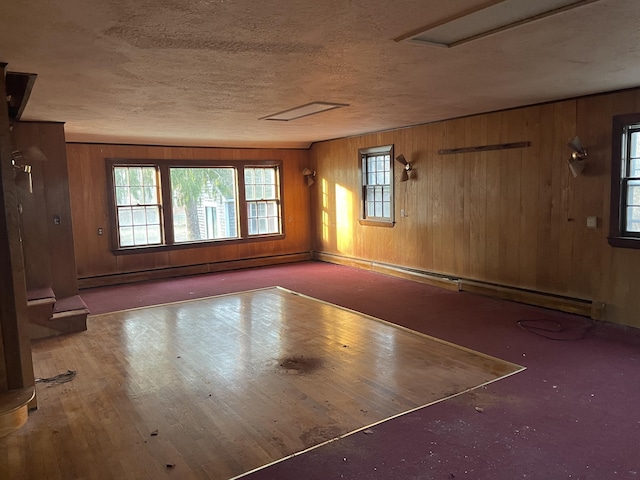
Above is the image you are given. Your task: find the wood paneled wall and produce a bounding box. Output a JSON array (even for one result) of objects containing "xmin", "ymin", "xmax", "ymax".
[
  {"xmin": 66, "ymin": 144, "xmax": 312, "ymax": 283},
  {"xmin": 12, "ymin": 122, "xmax": 79, "ymax": 298},
  {"xmin": 310, "ymin": 89, "xmax": 640, "ymax": 328}
]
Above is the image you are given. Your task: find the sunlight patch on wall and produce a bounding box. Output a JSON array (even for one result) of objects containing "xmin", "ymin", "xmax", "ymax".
[
  {"xmin": 322, "ymin": 178, "xmax": 330, "ymax": 243},
  {"xmin": 336, "ymin": 183, "xmax": 353, "ymax": 253}
]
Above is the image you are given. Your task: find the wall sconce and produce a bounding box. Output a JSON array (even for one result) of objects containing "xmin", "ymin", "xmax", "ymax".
[
  {"xmin": 395, "ymin": 154, "xmax": 414, "ymax": 182},
  {"xmin": 11, "ymin": 145, "xmax": 48, "ymax": 194},
  {"xmin": 567, "ymin": 136, "xmax": 587, "ymax": 177},
  {"xmin": 302, "ymin": 168, "xmax": 316, "ymax": 186}
]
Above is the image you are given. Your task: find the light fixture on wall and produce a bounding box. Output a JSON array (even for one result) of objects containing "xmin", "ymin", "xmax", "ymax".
[
  {"xmin": 302, "ymin": 168, "xmax": 316, "ymax": 186},
  {"xmin": 11, "ymin": 145, "xmax": 48, "ymax": 194},
  {"xmin": 395, "ymin": 154, "xmax": 414, "ymax": 182},
  {"xmin": 567, "ymin": 136, "xmax": 587, "ymax": 177}
]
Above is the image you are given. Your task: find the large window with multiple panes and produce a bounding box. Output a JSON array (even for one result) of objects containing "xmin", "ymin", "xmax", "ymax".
[
  {"xmin": 107, "ymin": 159, "xmax": 283, "ymax": 251},
  {"xmin": 610, "ymin": 114, "xmax": 640, "ymax": 248},
  {"xmin": 358, "ymin": 145, "xmax": 395, "ymax": 226}
]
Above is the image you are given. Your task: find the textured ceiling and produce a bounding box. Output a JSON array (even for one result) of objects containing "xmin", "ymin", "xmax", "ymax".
[{"xmin": 1, "ymin": 0, "xmax": 640, "ymax": 148}]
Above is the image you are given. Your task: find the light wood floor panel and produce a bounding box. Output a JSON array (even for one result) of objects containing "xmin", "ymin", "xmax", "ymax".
[{"xmin": 0, "ymin": 287, "xmax": 523, "ymax": 479}]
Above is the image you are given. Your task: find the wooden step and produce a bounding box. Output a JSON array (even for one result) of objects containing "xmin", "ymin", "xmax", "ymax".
[
  {"xmin": 29, "ymin": 294, "xmax": 89, "ymax": 340},
  {"xmin": 0, "ymin": 387, "xmax": 36, "ymax": 438}
]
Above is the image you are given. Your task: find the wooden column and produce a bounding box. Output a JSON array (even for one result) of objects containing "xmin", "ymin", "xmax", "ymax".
[{"xmin": 0, "ymin": 63, "xmax": 35, "ymax": 401}]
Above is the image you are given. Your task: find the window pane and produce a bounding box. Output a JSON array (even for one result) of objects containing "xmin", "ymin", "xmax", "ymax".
[
  {"xmin": 114, "ymin": 167, "xmax": 129, "ymax": 187},
  {"xmin": 631, "ymin": 132, "xmax": 640, "ymax": 158},
  {"xmin": 630, "ymin": 158, "xmax": 640, "ymax": 177},
  {"xmin": 627, "ymin": 181, "xmax": 640, "ymax": 206},
  {"xmin": 383, "ymin": 202, "xmax": 390, "ymax": 218},
  {"xmin": 265, "ymin": 185, "xmax": 276, "ymax": 198},
  {"xmin": 130, "ymin": 187, "xmax": 144, "ymax": 205},
  {"xmin": 142, "ymin": 167, "xmax": 157, "ymax": 186},
  {"xmin": 170, "ymin": 167, "xmax": 238, "ymax": 242},
  {"xmin": 247, "ymin": 219, "xmax": 256, "ymax": 235},
  {"xmin": 268, "ymin": 217, "xmax": 278, "ymax": 232},
  {"xmin": 267, "ymin": 202, "xmax": 277, "ymax": 216},
  {"xmin": 626, "ymin": 206, "xmax": 640, "ymax": 232},
  {"xmin": 144, "ymin": 186, "xmax": 157, "ymax": 204},
  {"xmin": 246, "ymin": 185, "xmax": 255, "ymax": 201},
  {"xmin": 147, "ymin": 225, "xmax": 162, "ymax": 244},
  {"xmin": 116, "ymin": 187, "xmax": 130, "ymax": 206},
  {"xmin": 367, "ymin": 201, "xmax": 375, "ymax": 217},
  {"xmin": 118, "ymin": 208, "xmax": 133, "ymax": 226},
  {"xmin": 129, "ymin": 167, "xmax": 143, "ymax": 187},
  {"xmin": 133, "ymin": 226, "xmax": 147, "ymax": 245},
  {"xmin": 375, "ymin": 202, "xmax": 382, "ymax": 217},
  {"xmin": 131, "ymin": 207, "xmax": 145, "ymax": 225},
  {"xmin": 146, "ymin": 206, "xmax": 160, "ymax": 224},
  {"xmin": 119, "ymin": 226, "xmax": 134, "ymax": 246}
]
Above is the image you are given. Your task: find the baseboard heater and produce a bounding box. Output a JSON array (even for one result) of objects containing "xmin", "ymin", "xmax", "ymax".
[
  {"xmin": 313, "ymin": 252, "xmax": 604, "ymax": 320},
  {"xmin": 77, "ymin": 252, "xmax": 312, "ymax": 289}
]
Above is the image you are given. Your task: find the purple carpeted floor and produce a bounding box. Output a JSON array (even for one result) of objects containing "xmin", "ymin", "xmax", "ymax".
[{"xmin": 80, "ymin": 261, "xmax": 640, "ymax": 479}]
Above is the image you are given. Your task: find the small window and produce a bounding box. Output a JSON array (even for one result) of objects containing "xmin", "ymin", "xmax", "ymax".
[
  {"xmin": 359, "ymin": 145, "xmax": 395, "ymax": 227},
  {"xmin": 113, "ymin": 165, "xmax": 162, "ymax": 247},
  {"xmin": 245, "ymin": 166, "xmax": 281, "ymax": 235},
  {"xmin": 610, "ymin": 114, "xmax": 640, "ymax": 248}
]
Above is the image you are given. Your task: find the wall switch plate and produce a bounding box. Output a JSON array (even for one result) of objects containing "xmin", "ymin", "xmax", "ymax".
[{"xmin": 587, "ymin": 216, "xmax": 598, "ymax": 229}]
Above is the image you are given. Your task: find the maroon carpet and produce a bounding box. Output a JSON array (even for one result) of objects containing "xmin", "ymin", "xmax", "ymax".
[{"xmin": 80, "ymin": 261, "xmax": 640, "ymax": 479}]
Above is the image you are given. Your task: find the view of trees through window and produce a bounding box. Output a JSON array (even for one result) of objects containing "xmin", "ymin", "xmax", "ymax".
[{"xmin": 170, "ymin": 167, "xmax": 237, "ymax": 242}]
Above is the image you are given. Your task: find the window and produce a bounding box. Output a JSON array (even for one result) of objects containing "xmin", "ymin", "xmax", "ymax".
[
  {"xmin": 610, "ymin": 114, "xmax": 640, "ymax": 248},
  {"xmin": 245, "ymin": 167, "xmax": 281, "ymax": 235},
  {"xmin": 106, "ymin": 159, "xmax": 284, "ymax": 251},
  {"xmin": 113, "ymin": 166, "xmax": 162, "ymax": 247},
  {"xmin": 358, "ymin": 145, "xmax": 395, "ymax": 227}
]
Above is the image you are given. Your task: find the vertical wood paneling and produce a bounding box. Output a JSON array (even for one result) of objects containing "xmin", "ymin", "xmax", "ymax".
[
  {"xmin": 430, "ymin": 122, "xmax": 445, "ymax": 273},
  {"xmin": 519, "ymin": 106, "xmax": 541, "ymax": 288},
  {"xmin": 483, "ymin": 112, "xmax": 502, "ymax": 283},
  {"xmin": 310, "ymin": 87, "xmax": 640, "ymax": 328},
  {"xmin": 467, "ymin": 115, "xmax": 486, "ymax": 281}
]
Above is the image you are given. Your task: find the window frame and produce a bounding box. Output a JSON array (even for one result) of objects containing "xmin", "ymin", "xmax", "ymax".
[
  {"xmin": 358, "ymin": 145, "xmax": 395, "ymax": 227},
  {"xmin": 609, "ymin": 113, "xmax": 640, "ymax": 249},
  {"xmin": 105, "ymin": 158, "xmax": 285, "ymax": 254}
]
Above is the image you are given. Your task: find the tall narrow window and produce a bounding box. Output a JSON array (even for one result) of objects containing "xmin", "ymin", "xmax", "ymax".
[
  {"xmin": 113, "ymin": 165, "xmax": 162, "ymax": 247},
  {"xmin": 610, "ymin": 114, "xmax": 640, "ymax": 248},
  {"xmin": 245, "ymin": 166, "xmax": 281, "ymax": 235},
  {"xmin": 359, "ymin": 145, "xmax": 395, "ymax": 226}
]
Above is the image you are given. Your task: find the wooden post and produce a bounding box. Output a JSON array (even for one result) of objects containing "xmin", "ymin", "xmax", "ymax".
[{"xmin": 0, "ymin": 63, "xmax": 36, "ymax": 405}]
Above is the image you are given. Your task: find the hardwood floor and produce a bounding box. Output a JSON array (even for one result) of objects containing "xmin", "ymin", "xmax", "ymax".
[{"xmin": 0, "ymin": 287, "xmax": 523, "ymax": 480}]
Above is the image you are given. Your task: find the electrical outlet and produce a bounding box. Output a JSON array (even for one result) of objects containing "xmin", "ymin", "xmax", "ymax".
[{"xmin": 97, "ymin": 228, "xmax": 104, "ymax": 235}]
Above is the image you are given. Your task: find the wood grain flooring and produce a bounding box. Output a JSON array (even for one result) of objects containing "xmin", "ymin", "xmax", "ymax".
[{"xmin": 0, "ymin": 287, "xmax": 523, "ymax": 480}]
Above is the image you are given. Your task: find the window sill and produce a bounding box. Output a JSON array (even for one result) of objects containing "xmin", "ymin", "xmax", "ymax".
[
  {"xmin": 112, "ymin": 234, "xmax": 286, "ymax": 255},
  {"xmin": 358, "ymin": 219, "xmax": 395, "ymax": 228},
  {"xmin": 607, "ymin": 235, "xmax": 640, "ymax": 249}
]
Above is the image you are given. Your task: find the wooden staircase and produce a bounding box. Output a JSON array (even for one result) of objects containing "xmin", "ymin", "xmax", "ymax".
[{"xmin": 27, "ymin": 287, "xmax": 89, "ymax": 340}]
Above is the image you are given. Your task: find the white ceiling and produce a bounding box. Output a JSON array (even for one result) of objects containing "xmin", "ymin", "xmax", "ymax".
[{"xmin": 2, "ymin": 0, "xmax": 639, "ymax": 149}]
